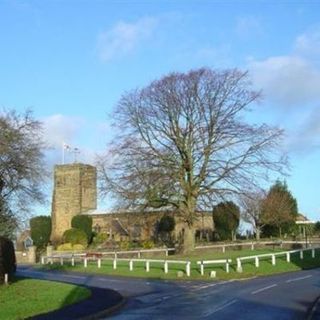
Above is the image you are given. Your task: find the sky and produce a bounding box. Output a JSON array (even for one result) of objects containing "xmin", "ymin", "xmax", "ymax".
[{"xmin": 0, "ymin": 0, "xmax": 319, "ymax": 222}]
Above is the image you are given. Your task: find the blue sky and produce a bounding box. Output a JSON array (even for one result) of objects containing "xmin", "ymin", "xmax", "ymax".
[{"xmin": 1, "ymin": 0, "xmax": 320, "ymax": 221}]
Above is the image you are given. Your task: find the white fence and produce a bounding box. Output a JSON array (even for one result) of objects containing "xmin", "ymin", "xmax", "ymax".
[
  {"xmin": 197, "ymin": 259, "xmax": 232, "ymax": 275},
  {"xmin": 236, "ymin": 247, "xmax": 318, "ymax": 272},
  {"xmin": 195, "ymin": 240, "xmax": 320, "ymax": 253},
  {"xmin": 42, "ymin": 253, "xmax": 192, "ymax": 277}
]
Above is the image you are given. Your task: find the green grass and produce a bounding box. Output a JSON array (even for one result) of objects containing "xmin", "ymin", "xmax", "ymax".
[
  {"xmin": 0, "ymin": 277, "xmax": 91, "ymax": 320},
  {"xmin": 40, "ymin": 247, "xmax": 320, "ymax": 281}
]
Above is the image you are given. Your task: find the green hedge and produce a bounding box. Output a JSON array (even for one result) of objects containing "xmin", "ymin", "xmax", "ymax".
[
  {"xmin": 30, "ymin": 216, "xmax": 52, "ymax": 248},
  {"xmin": 62, "ymin": 228, "xmax": 87, "ymax": 246},
  {"xmin": 71, "ymin": 215, "xmax": 92, "ymax": 242},
  {"xmin": 0, "ymin": 237, "xmax": 16, "ymax": 283}
]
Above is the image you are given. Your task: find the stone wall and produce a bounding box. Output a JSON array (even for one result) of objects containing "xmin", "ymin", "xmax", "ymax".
[{"xmin": 51, "ymin": 164, "xmax": 97, "ymax": 242}]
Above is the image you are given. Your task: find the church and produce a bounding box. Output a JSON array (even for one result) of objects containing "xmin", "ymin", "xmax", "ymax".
[{"xmin": 50, "ymin": 163, "xmax": 213, "ymax": 243}]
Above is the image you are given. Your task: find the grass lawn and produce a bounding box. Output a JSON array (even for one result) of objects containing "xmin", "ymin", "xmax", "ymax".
[
  {"xmin": 0, "ymin": 277, "xmax": 91, "ymax": 320},
  {"xmin": 40, "ymin": 247, "xmax": 320, "ymax": 281}
]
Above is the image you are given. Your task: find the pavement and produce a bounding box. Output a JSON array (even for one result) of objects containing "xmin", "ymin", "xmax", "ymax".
[{"xmin": 17, "ymin": 266, "xmax": 320, "ymax": 319}]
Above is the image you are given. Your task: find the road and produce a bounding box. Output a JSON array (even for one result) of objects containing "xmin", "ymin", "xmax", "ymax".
[{"xmin": 17, "ymin": 266, "xmax": 320, "ymax": 319}]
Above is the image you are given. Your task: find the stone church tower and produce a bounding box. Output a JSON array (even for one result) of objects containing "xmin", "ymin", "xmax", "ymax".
[{"xmin": 50, "ymin": 163, "xmax": 97, "ymax": 242}]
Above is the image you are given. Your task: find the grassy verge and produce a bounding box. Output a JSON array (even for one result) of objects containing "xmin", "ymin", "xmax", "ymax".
[
  {"xmin": 40, "ymin": 248, "xmax": 320, "ymax": 281},
  {"xmin": 0, "ymin": 277, "xmax": 91, "ymax": 320}
]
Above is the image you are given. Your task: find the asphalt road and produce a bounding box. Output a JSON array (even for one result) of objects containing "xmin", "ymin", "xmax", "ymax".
[{"xmin": 17, "ymin": 266, "xmax": 320, "ymax": 320}]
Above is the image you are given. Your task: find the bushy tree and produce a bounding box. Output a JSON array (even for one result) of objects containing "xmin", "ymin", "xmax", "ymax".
[
  {"xmin": 98, "ymin": 68, "xmax": 287, "ymax": 252},
  {"xmin": 0, "ymin": 237, "xmax": 16, "ymax": 284},
  {"xmin": 30, "ymin": 216, "xmax": 51, "ymax": 248},
  {"xmin": 157, "ymin": 215, "xmax": 175, "ymax": 246},
  {"xmin": 0, "ymin": 199, "xmax": 17, "ymax": 240},
  {"xmin": 261, "ymin": 180, "xmax": 298, "ymax": 237},
  {"xmin": 71, "ymin": 215, "xmax": 92, "ymax": 242},
  {"xmin": 0, "ymin": 109, "xmax": 47, "ymax": 216},
  {"xmin": 213, "ymin": 201, "xmax": 240, "ymax": 241},
  {"xmin": 62, "ymin": 228, "xmax": 88, "ymax": 246}
]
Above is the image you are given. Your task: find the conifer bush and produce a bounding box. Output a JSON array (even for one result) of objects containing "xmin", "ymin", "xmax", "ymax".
[{"xmin": 0, "ymin": 236, "xmax": 16, "ymax": 284}]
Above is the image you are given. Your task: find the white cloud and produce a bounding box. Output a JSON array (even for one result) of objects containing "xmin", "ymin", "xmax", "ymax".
[
  {"xmin": 42, "ymin": 114, "xmax": 84, "ymax": 148},
  {"xmin": 249, "ymin": 55, "xmax": 320, "ymax": 106},
  {"xmin": 294, "ymin": 27, "xmax": 320, "ymax": 58},
  {"xmin": 97, "ymin": 17, "xmax": 158, "ymax": 62}
]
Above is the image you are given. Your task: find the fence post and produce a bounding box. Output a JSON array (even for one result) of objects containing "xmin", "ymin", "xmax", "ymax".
[
  {"xmin": 200, "ymin": 262, "xmax": 204, "ymax": 276},
  {"xmin": 255, "ymin": 256, "xmax": 259, "ymax": 267},
  {"xmin": 251, "ymin": 242, "xmax": 254, "ymax": 251},
  {"xmin": 84, "ymin": 257, "xmax": 88, "ymax": 268},
  {"xmin": 129, "ymin": 260, "xmax": 133, "ymax": 271},
  {"xmin": 98, "ymin": 258, "xmax": 101, "ymax": 268},
  {"xmin": 186, "ymin": 261, "xmax": 191, "ymax": 277},
  {"xmin": 146, "ymin": 260, "xmax": 150, "ymax": 272},
  {"xmin": 113, "ymin": 259, "xmax": 117, "ymax": 270},
  {"xmin": 138, "ymin": 251, "xmax": 141, "ymax": 258},
  {"xmin": 286, "ymin": 252, "xmax": 290, "ymax": 262},
  {"xmin": 71, "ymin": 257, "xmax": 75, "ymax": 266},
  {"xmin": 222, "ymin": 246, "xmax": 225, "ymax": 253},
  {"xmin": 164, "ymin": 261, "xmax": 168, "ymax": 273},
  {"xmin": 166, "ymin": 249, "xmax": 168, "ymax": 257},
  {"xmin": 60, "ymin": 257, "xmax": 64, "ymax": 266},
  {"xmin": 4, "ymin": 273, "xmax": 8, "ymax": 285},
  {"xmin": 41, "ymin": 256, "xmax": 45, "ymax": 265},
  {"xmin": 300, "ymin": 250, "xmax": 303, "ymax": 259},
  {"xmin": 236, "ymin": 258, "xmax": 242, "ymax": 272},
  {"xmin": 226, "ymin": 261, "xmax": 230, "ymax": 273},
  {"xmin": 312, "ymin": 248, "xmax": 315, "ymax": 258},
  {"xmin": 271, "ymin": 254, "xmax": 276, "ymax": 266}
]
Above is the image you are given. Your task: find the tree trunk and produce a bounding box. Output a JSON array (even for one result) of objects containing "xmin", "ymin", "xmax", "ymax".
[
  {"xmin": 256, "ymin": 227, "xmax": 261, "ymax": 241},
  {"xmin": 279, "ymin": 226, "xmax": 282, "ymax": 238},
  {"xmin": 182, "ymin": 224, "xmax": 195, "ymax": 254}
]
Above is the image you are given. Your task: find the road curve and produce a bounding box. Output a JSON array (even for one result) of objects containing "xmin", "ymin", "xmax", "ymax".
[{"xmin": 17, "ymin": 266, "xmax": 320, "ymax": 319}]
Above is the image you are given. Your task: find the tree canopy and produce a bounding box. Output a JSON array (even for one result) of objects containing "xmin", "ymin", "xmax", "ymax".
[
  {"xmin": 98, "ymin": 68, "xmax": 287, "ymax": 252},
  {"xmin": 0, "ymin": 109, "xmax": 47, "ymax": 220},
  {"xmin": 212, "ymin": 201, "xmax": 240, "ymax": 240},
  {"xmin": 261, "ymin": 180, "xmax": 298, "ymax": 237}
]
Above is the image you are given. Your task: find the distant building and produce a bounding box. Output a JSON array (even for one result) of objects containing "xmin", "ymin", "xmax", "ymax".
[{"xmin": 50, "ymin": 163, "xmax": 213, "ymax": 243}]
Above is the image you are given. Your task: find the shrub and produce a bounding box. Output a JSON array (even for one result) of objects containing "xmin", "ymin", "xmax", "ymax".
[
  {"xmin": 30, "ymin": 216, "xmax": 52, "ymax": 248},
  {"xmin": 57, "ymin": 243, "xmax": 73, "ymax": 251},
  {"xmin": 119, "ymin": 240, "xmax": 133, "ymax": 250},
  {"xmin": 142, "ymin": 240, "xmax": 155, "ymax": 249},
  {"xmin": 0, "ymin": 237, "xmax": 16, "ymax": 283},
  {"xmin": 71, "ymin": 215, "xmax": 92, "ymax": 243},
  {"xmin": 72, "ymin": 244, "xmax": 86, "ymax": 251},
  {"xmin": 92, "ymin": 233, "xmax": 108, "ymax": 245},
  {"xmin": 62, "ymin": 228, "xmax": 87, "ymax": 246},
  {"xmin": 56, "ymin": 243, "xmax": 86, "ymax": 251}
]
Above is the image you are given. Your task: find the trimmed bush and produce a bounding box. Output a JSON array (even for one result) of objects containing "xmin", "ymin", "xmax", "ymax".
[
  {"xmin": 56, "ymin": 243, "xmax": 86, "ymax": 251},
  {"xmin": 62, "ymin": 228, "xmax": 87, "ymax": 247},
  {"xmin": 71, "ymin": 215, "xmax": 92, "ymax": 242},
  {"xmin": 57, "ymin": 243, "xmax": 73, "ymax": 251},
  {"xmin": 142, "ymin": 240, "xmax": 155, "ymax": 249},
  {"xmin": 92, "ymin": 233, "xmax": 108, "ymax": 245},
  {"xmin": 72, "ymin": 244, "xmax": 86, "ymax": 251},
  {"xmin": 0, "ymin": 237, "xmax": 16, "ymax": 283},
  {"xmin": 30, "ymin": 216, "xmax": 52, "ymax": 248}
]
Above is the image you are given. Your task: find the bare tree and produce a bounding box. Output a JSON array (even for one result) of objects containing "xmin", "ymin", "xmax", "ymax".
[
  {"xmin": 0, "ymin": 109, "xmax": 47, "ymax": 224},
  {"xmin": 240, "ymin": 190, "xmax": 266, "ymax": 240},
  {"xmin": 99, "ymin": 68, "xmax": 287, "ymax": 252}
]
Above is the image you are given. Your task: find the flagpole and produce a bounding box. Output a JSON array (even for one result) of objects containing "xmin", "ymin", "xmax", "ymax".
[{"xmin": 62, "ymin": 142, "xmax": 65, "ymax": 164}]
